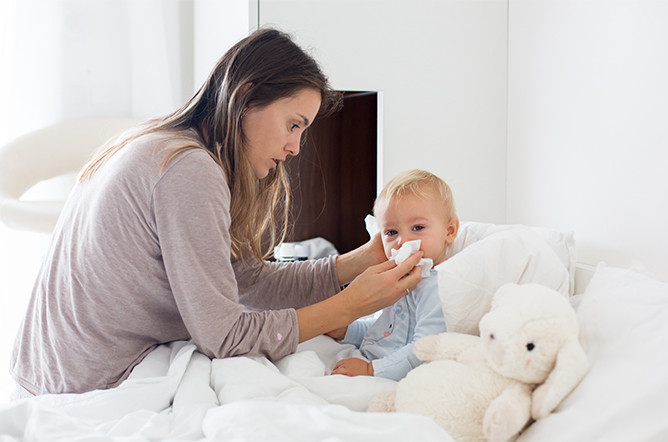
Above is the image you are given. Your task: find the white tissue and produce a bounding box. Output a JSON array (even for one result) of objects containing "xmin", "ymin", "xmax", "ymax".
[
  {"xmin": 390, "ymin": 240, "xmax": 433, "ymax": 278},
  {"xmin": 364, "ymin": 214, "xmax": 379, "ymax": 238}
]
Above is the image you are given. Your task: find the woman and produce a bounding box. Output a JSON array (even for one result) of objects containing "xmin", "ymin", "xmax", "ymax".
[{"xmin": 10, "ymin": 28, "xmax": 423, "ymax": 396}]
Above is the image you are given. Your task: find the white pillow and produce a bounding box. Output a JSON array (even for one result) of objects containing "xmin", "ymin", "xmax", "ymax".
[
  {"xmin": 366, "ymin": 217, "xmax": 577, "ymax": 295},
  {"xmin": 519, "ymin": 264, "xmax": 668, "ymax": 442},
  {"xmin": 449, "ymin": 221, "xmax": 577, "ymax": 295},
  {"xmin": 436, "ymin": 226, "xmax": 570, "ymax": 335}
]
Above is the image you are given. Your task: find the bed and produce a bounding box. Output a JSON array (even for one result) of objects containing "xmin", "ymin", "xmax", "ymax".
[{"xmin": 1, "ymin": 222, "xmax": 666, "ymax": 441}]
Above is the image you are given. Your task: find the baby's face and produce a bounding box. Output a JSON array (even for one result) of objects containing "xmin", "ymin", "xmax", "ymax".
[{"xmin": 376, "ymin": 190, "xmax": 457, "ymax": 266}]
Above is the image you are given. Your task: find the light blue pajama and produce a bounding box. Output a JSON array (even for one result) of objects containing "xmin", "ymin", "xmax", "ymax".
[{"xmin": 341, "ymin": 269, "xmax": 446, "ymax": 381}]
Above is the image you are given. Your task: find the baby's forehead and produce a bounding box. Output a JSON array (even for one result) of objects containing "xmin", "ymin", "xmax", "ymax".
[
  {"xmin": 390, "ymin": 187, "xmax": 441, "ymax": 207},
  {"xmin": 378, "ymin": 191, "xmax": 447, "ymax": 218}
]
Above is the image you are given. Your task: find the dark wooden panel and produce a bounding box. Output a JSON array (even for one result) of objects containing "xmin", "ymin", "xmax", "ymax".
[{"xmin": 284, "ymin": 91, "xmax": 377, "ymax": 254}]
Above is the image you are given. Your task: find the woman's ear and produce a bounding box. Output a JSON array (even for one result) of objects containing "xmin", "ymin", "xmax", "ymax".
[
  {"xmin": 445, "ymin": 217, "xmax": 459, "ymax": 244},
  {"xmin": 239, "ymin": 82, "xmax": 253, "ymax": 97},
  {"xmin": 238, "ymin": 83, "xmax": 253, "ymax": 116}
]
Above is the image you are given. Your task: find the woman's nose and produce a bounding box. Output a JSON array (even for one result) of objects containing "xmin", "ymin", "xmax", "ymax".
[{"xmin": 285, "ymin": 134, "xmax": 301, "ymax": 157}]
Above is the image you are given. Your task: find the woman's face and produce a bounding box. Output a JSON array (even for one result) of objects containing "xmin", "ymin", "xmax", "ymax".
[{"xmin": 242, "ymin": 87, "xmax": 322, "ymax": 179}]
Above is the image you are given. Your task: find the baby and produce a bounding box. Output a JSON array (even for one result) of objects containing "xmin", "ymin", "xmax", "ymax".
[{"xmin": 329, "ymin": 169, "xmax": 459, "ymax": 380}]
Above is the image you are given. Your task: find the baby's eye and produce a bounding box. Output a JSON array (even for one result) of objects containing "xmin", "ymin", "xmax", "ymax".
[
  {"xmin": 412, "ymin": 225, "xmax": 425, "ymax": 232},
  {"xmin": 384, "ymin": 230, "xmax": 397, "ymax": 237}
]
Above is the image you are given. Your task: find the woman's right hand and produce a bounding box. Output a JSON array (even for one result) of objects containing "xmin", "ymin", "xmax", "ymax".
[
  {"xmin": 296, "ymin": 251, "xmax": 423, "ymax": 343},
  {"xmin": 340, "ymin": 251, "xmax": 424, "ymax": 321}
]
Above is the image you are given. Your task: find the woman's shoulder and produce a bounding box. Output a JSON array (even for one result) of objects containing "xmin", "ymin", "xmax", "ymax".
[
  {"xmin": 126, "ymin": 129, "xmax": 221, "ymax": 175},
  {"xmin": 130, "ymin": 128, "xmax": 205, "ymax": 155}
]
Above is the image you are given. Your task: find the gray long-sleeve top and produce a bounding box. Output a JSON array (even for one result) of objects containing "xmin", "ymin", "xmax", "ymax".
[{"xmin": 10, "ymin": 130, "xmax": 341, "ymax": 395}]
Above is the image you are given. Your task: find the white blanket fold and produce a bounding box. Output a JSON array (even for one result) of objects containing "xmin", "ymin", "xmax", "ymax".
[{"xmin": 0, "ymin": 338, "xmax": 452, "ymax": 441}]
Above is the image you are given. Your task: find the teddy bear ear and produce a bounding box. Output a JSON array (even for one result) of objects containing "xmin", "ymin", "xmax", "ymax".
[{"xmin": 490, "ymin": 282, "xmax": 520, "ymax": 309}]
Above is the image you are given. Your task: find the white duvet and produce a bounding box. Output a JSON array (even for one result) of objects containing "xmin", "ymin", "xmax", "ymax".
[
  {"xmin": 0, "ymin": 223, "xmax": 576, "ymax": 441},
  {"xmin": 0, "ymin": 337, "xmax": 453, "ymax": 441}
]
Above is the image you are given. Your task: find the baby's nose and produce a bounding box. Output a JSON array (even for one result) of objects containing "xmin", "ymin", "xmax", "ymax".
[{"xmin": 398, "ymin": 233, "xmax": 416, "ymax": 245}]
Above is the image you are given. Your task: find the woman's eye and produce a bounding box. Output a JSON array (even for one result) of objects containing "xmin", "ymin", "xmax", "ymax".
[{"xmin": 290, "ymin": 123, "xmax": 299, "ymax": 131}]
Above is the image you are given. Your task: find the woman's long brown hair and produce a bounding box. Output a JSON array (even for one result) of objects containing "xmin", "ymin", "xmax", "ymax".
[{"xmin": 79, "ymin": 28, "xmax": 342, "ymax": 263}]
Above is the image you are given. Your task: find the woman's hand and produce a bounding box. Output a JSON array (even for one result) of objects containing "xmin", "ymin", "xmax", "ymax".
[
  {"xmin": 365, "ymin": 232, "xmax": 387, "ymax": 264},
  {"xmin": 296, "ymin": 251, "xmax": 422, "ymax": 343},
  {"xmin": 335, "ymin": 233, "xmax": 387, "ymax": 286},
  {"xmin": 339, "ymin": 251, "xmax": 423, "ymax": 320},
  {"xmin": 331, "ymin": 358, "xmax": 374, "ymax": 376}
]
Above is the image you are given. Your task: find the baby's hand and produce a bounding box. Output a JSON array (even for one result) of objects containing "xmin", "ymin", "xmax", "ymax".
[
  {"xmin": 325, "ymin": 326, "xmax": 348, "ymax": 341},
  {"xmin": 331, "ymin": 358, "xmax": 374, "ymax": 376}
]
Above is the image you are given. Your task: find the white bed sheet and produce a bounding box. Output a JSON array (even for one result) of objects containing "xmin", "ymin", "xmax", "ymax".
[
  {"xmin": 5, "ymin": 231, "xmax": 663, "ymax": 441},
  {"xmin": 0, "ymin": 222, "xmax": 574, "ymax": 441},
  {"xmin": 0, "ymin": 337, "xmax": 453, "ymax": 441}
]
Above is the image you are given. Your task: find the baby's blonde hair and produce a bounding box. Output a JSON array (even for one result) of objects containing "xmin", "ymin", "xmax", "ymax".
[{"xmin": 374, "ymin": 169, "xmax": 457, "ymax": 220}]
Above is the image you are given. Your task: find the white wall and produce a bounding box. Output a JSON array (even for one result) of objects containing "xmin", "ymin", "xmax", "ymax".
[
  {"xmin": 193, "ymin": 0, "xmax": 254, "ymax": 89},
  {"xmin": 507, "ymin": 0, "xmax": 668, "ymax": 280},
  {"xmin": 260, "ymin": 0, "xmax": 508, "ymax": 224}
]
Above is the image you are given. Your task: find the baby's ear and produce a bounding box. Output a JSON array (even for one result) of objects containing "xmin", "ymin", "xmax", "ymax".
[{"xmin": 445, "ymin": 217, "xmax": 459, "ymax": 244}]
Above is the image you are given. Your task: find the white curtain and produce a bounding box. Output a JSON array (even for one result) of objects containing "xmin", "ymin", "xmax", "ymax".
[
  {"xmin": 1, "ymin": 0, "xmax": 194, "ymax": 140},
  {"xmin": 0, "ymin": 0, "xmax": 195, "ymax": 400}
]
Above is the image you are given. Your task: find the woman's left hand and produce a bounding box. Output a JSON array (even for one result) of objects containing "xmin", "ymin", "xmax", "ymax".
[
  {"xmin": 366, "ymin": 232, "xmax": 387, "ymax": 264},
  {"xmin": 335, "ymin": 233, "xmax": 387, "ymax": 286}
]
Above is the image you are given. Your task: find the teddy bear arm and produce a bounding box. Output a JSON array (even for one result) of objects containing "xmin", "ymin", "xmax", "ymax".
[
  {"xmin": 531, "ymin": 335, "xmax": 589, "ymax": 419},
  {"xmin": 483, "ymin": 382, "xmax": 532, "ymax": 442},
  {"xmin": 414, "ymin": 332, "xmax": 480, "ymax": 363}
]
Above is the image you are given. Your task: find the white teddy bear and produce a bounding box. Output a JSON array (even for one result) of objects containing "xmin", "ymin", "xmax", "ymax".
[{"xmin": 368, "ymin": 283, "xmax": 589, "ymax": 442}]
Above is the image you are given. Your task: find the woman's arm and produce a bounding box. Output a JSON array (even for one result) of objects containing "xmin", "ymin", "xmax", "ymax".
[
  {"xmin": 156, "ymin": 149, "xmax": 419, "ymax": 360},
  {"xmin": 234, "ymin": 233, "xmax": 389, "ymax": 312},
  {"xmin": 233, "ymin": 256, "xmax": 341, "ymax": 311},
  {"xmin": 296, "ymin": 252, "xmax": 423, "ymax": 342},
  {"xmin": 327, "ymin": 314, "xmax": 375, "ymax": 342}
]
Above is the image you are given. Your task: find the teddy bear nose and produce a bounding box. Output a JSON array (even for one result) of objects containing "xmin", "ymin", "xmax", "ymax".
[{"xmin": 489, "ymin": 333, "xmax": 495, "ymax": 340}]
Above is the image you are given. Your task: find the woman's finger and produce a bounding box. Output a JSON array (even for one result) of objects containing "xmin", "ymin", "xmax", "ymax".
[
  {"xmin": 369, "ymin": 257, "xmax": 399, "ymax": 273},
  {"xmin": 399, "ymin": 264, "xmax": 423, "ymax": 290},
  {"xmin": 388, "ymin": 251, "xmax": 424, "ymax": 277},
  {"xmin": 369, "ymin": 250, "xmax": 424, "ymax": 275}
]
